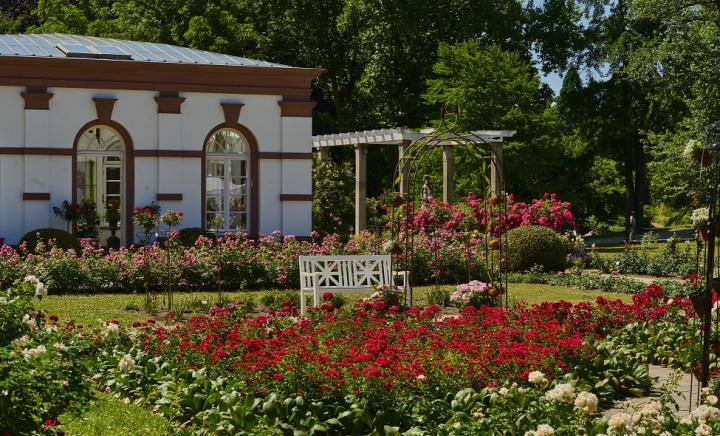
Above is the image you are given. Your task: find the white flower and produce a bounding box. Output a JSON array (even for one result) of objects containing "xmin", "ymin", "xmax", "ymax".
[
  {"xmin": 499, "ymin": 387, "xmax": 509, "ymax": 396},
  {"xmin": 105, "ymin": 323, "xmax": 120, "ymax": 337},
  {"xmin": 545, "ymin": 383, "xmax": 575, "ymax": 403},
  {"xmin": 691, "ymin": 404, "xmax": 720, "ymax": 423},
  {"xmin": 35, "ymin": 282, "xmax": 47, "ymax": 297},
  {"xmin": 526, "ymin": 424, "xmax": 555, "ymax": 436},
  {"xmin": 0, "ymin": 297, "xmax": 7, "ymax": 304},
  {"xmin": 707, "ymin": 395, "xmax": 718, "ymax": 406},
  {"xmin": 528, "ymin": 371, "xmax": 548, "ymax": 387},
  {"xmin": 574, "ymin": 391, "xmax": 598, "ymax": 413},
  {"xmin": 536, "ymin": 424, "xmax": 555, "ymax": 436},
  {"xmin": 416, "ymin": 374, "xmax": 425, "ymax": 380},
  {"xmin": 53, "ymin": 342, "xmax": 67, "ymax": 351},
  {"xmin": 608, "ymin": 412, "xmax": 634, "ymax": 433},
  {"xmin": 23, "ymin": 275, "xmax": 40, "ymax": 284},
  {"xmin": 10, "ymin": 335, "xmax": 30, "ymax": 347},
  {"xmin": 22, "ymin": 314, "xmax": 36, "ymax": 329},
  {"xmin": 22, "ymin": 344, "xmax": 47, "ymax": 360},
  {"xmin": 118, "ymin": 354, "xmax": 135, "ymax": 372},
  {"xmin": 695, "ymin": 422, "xmax": 712, "ymax": 436}
]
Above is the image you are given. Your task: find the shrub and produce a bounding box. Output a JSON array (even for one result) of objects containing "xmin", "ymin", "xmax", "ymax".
[
  {"xmin": 505, "ymin": 225, "xmax": 566, "ymax": 273},
  {"xmin": 426, "ymin": 287, "xmax": 451, "ymax": 306},
  {"xmin": 19, "ymin": 228, "xmax": 81, "ymax": 254},
  {"xmin": 176, "ymin": 227, "xmax": 217, "ymax": 248}
]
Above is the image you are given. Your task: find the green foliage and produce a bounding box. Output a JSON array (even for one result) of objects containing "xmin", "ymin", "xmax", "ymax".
[
  {"xmin": 594, "ymin": 234, "xmax": 700, "ymax": 277},
  {"xmin": 505, "ymin": 225, "xmax": 567, "ymax": 273},
  {"xmin": 176, "ymin": 227, "xmax": 217, "ymax": 248},
  {"xmin": 426, "ymin": 287, "xmax": 451, "ymax": 306},
  {"xmin": 312, "ymin": 155, "xmax": 354, "ymax": 236},
  {"xmin": 0, "ymin": 277, "xmax": 97, "ymax": 435},
  {"xmin": 19, "ymin": 228, "xmax": 82, "ymax": 254},
  {"xmin": 0, "ymin": 7, "xmax": 21, "ymax": 32},
  {"xmin": 425, "ymin": 41, "xmax": 543, "ymax": 131},
  {"xmin": 520, "ymin": 267, "xmax": 648, "ymax": 295}
]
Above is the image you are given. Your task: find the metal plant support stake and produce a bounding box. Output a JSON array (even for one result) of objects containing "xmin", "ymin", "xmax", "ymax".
[{"xmin": 699, "ymin": 121, "xmax": 720, "ymax": 387}]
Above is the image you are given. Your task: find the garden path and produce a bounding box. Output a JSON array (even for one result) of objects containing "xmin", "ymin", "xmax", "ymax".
[
  {"xmin": 603, "ymin": 364, "xmax": 699, "ymax": 418},
  {"xmin": 587, "ymin": 228, "xmax": 694, "ymax": 246}
]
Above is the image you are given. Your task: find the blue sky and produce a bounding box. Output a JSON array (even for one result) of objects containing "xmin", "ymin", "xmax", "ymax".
[{"xmin": 542, "ymin": 71, "xmax": 563, "ymax": 95}]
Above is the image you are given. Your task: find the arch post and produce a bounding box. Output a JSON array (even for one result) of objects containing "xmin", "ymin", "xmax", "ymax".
[
  {"xmin": 355, "ymin": 144, "xmax": 367, "ymax": 234},
  {"xmin": 442, "ymin": 143, "xmax": 454, "ymax": 204}
]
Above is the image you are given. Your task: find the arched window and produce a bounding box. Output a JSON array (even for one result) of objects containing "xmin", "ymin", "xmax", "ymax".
[
  {"xmin": 205, "ymin": 129, "xmax": 250, "ymax": 232},
  {"xmin": 76, "ymin": 125, "xmax": 126, "ymax": 242}
]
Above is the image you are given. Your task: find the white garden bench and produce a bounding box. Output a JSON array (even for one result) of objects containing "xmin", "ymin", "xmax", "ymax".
[{"xmin": 298, "ymin": 255, "xmax": 409, "ymax": 315}]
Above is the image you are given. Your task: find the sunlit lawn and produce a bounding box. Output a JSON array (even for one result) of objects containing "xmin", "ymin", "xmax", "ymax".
[
  {"xmin": 37, "ymin": 284, "xmax": 633, "ymax": 327},
  {"xmin": 60, "ymin": 393, "xmax": 175, "ymax": 436}
]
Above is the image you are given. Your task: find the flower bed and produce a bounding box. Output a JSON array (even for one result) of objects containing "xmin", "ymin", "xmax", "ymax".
[
  {"xmin": 0, "ymin": 230, "xmax": 495, "ymax": 294},
  {"xmin": 5, "ymin": 277, "xmax": 720, "ymax": 434}
]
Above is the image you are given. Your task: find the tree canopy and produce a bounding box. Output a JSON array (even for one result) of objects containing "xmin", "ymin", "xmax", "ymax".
[{"xmin": 7, "ymin": 0, "xmax": 719, "ymax": 229}]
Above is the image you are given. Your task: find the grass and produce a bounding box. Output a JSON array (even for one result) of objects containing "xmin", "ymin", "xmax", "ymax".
[
  {"xmin": 37, "ymin": 284, "xmax": 634, "ymax": 327},
  {"xmin": 59, "ymin": 393, "xmax": 175, "ymax": 436}
]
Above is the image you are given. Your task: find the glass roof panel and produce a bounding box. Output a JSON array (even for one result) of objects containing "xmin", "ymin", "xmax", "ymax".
[
  {"xmin": 0, "ymin": 43, "xmax": 14, "ymax": 56},
  {"xmin": 0, "ymin": 33, "xmax": 288, "ymax": 67}
]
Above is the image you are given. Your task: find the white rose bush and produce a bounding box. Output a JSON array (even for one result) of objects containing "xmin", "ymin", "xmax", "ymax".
[{"xmin": 0, "ymin": 277, "xmax": 102, "ymax": 435}]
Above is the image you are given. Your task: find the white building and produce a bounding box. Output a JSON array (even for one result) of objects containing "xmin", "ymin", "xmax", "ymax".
[{"xmin": 0, "ymin": 34, "xmax": 320, "ymax": 246}]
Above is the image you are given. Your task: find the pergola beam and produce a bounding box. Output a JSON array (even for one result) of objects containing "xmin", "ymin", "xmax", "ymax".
[{"xmin": 312, "ymin": 128, "xmax": 516, "ymax": 234}]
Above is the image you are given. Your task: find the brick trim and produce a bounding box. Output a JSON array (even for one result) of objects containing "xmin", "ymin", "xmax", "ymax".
[
  {"xmin": 279, "ymin": 194, "xmax": 313, "ymax": 201},
  {"xmin": 23, "ymin": 192, "xmax": 51, "ymax": 200},
  {"xmin": 156, "ymin": 193, "xmax": 183, "ymax": 201},
  {"xmin": 20, "ymin": 87, "xmax": 54, "ymax": 110}
]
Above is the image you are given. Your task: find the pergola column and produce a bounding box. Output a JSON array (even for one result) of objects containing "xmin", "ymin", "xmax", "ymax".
[
  {"xmin": 318, "ymin": 146, "xmax": 329, "ymax": 160},
  {"xmin": 398, "ymin": 141, "xmax": 411, "ymax": 195},
  {"xmin": 355, "ymin": 144, "xmax": 367, "ymax": 234},
  {"xmin": 490, "ymin": 143, "xmax": 504, "ymax": 195},
  {"xmin": 442, "ymin": 144, "xmax": 454, "ymax": 204}
]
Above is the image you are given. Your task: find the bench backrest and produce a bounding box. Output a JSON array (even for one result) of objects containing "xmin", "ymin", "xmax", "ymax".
[{"xmin": 299, "ymin": 255, "xmax": 393, "ymax": 289}]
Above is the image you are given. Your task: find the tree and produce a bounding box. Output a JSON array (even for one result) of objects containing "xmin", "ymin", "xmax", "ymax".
[
  {"xmin": 0, "ymin": 0, "xmax": 36, "ymax": 31},
  {"xmin": 421, "ymin": 41, "xmax": 586, "ymax": 205},
  {"xmin": 626, "ymin": 0, "xmax": 720, "ymax": 214},
  {"xmin": 28, "ymin": 0, "xmax": 260, "ymax": 55}
]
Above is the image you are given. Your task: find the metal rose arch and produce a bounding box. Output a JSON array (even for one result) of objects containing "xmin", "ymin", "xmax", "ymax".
[{"xmin": 389, "ymin": 107, "xmax": 509, "ymax": 308}]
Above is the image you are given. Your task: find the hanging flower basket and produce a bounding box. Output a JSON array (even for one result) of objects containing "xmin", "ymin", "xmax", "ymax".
[
  {"xmin": 692, "ymin": 360, "xmax": 708, "ymax": 383},
  {"xmin": 698, "ymin": 225, "xmax": 711, "ymax": 242},
  {"xmin": 694, "ymin": 151, "xmax": 713, "ymax": 168},
  {"xmin": 690, "ymin": 294, "xmax": 707, "ymax": 317},
  {"xmin": 489, "ymin": 238, "xmax": 501, "ymax": 250}
]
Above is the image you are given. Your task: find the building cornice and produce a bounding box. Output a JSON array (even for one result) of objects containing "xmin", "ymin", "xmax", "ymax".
[{"xmin": 0, "ymin": 56, "xmax": 323, "ymax": 101}]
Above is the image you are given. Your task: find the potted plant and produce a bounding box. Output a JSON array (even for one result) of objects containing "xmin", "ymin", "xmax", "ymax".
[
  {"xmin": 692, "ymin": 207, "xmax": 710, "ymax": 241},
  {"xmin": 684, "ymin": 139, "xmax": 712, "ymax": 167},
  {"xmin": 52, "ymin": 200, "xmax": 82, "ymax": 232},
  {"xmin": 104, "ymin": 199, "xmax": 121, "ymax": 228},
  {"xmin": 674, "ymin": 273, "xmax": 709, "ymax": 316},
  {"xmin": 78, "ymin": 198, "xmax": 99, "ymax": 238}
]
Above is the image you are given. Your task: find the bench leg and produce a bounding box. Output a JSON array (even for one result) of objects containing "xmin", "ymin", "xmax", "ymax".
[
  {"xmin": 313, "ymin": 282, "xmax": 320, "ymax": 309},
  {"xmin": 300, "ymin": 289, "xmax": 307, "ymax": 315}
]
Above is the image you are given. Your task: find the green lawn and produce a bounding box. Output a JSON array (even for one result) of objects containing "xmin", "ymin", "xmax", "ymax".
[
  {"xmin": 60, "ymin": 393, "xmax": 175, "ymax": 436},
  {"xmin": 37, "ymin": 284, "xmax": 633, "ymax": 327}
]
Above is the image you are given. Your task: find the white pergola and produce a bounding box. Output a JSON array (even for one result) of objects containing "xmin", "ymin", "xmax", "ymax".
[{"xmin": 312, "ymin": 128, "xmax": 516, "ymax": 234}]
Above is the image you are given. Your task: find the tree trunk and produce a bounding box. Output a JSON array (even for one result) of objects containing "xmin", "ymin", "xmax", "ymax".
[
  {"xmin": 633, "ymin": 130, "xmax": 646, "ymax": 230},
  {"xmin": 624, "ymin": 132, "xmax": 635, "ymax": 240}
]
